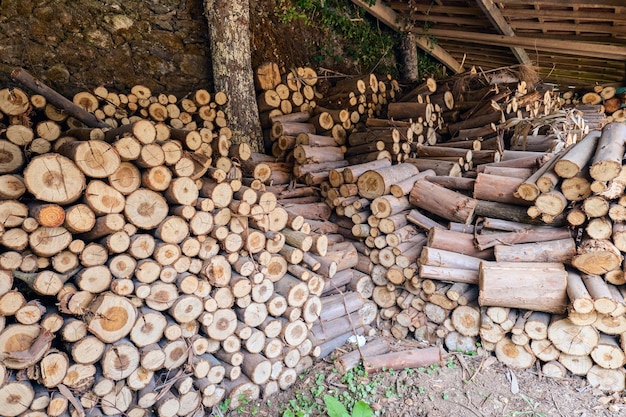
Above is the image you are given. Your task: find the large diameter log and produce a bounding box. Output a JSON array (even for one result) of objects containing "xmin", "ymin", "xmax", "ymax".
[
  {"xmin": 473, "ymin": 173, "xmax": 527, "ymax": 205},
  {"xmin": 572, "ymin": 239, "xmax": 623, "ymax": 275},
  {"xmin": 23, "ymin": 154, "xmax": 85, "ymax": 204},
  {"xmin": 554, "ymin": 131, "xmax": 601, "ymax": 178},
  {"xmin": 410, "ymin": 179, "xmax": 477, "ymax": 225},
  {"xmin": 357, "ymin": 163, "xmax": 418, "ymax": 199},
  {"xmin": 479, "ymin": 261, "xmax": 568, "ymax": 314},
  {"xmin": 548, "ymin": 318, "xmax": 599, "ymax": 356},
  {"xmin": 87, "ymin": 292, "xmax": 137, "ymax": 343},
  {"xmin": 590, "ymin": 123, "xmax": 626, "ymax": 181},
  {"xmin": 58, "ymin": 140, "xmax": 121, "ymax": 178}
]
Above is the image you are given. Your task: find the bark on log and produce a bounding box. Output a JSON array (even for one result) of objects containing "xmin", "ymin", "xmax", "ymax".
[{"xmin": 479, "ymin": 261, "xmax": 568, "ymax": 314}]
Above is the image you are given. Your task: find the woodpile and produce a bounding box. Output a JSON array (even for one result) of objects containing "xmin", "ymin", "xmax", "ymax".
[
  {"xmin": 561, "ymin": 84, "xmax": 626, "ymax": 123},
  {"xmin": 2, "ymin": 60, "xmax": 626, "ymax": 416},
  {"xmin": 0, "ymin": 70, "xmax": 380, "ymax": 415},
  {"xmin": 315, "ymin": 69, "xmax": 626, "ymax": 392}
]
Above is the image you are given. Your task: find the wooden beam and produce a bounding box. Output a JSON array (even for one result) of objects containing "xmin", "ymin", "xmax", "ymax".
[
  {"xmin": 496, "ymin": 0, "xmax": 624, "ymax": 7},
  {"xmin": 499, "ymin": 8, "xmax": 626, "ymax": 23},
  {"xmin": 475, "ymin": 0, "xmax": 531, "ymax": 65},
  {"xmin": 350, "ymin": 0, "xmax": 463, "ymax": 74},
  {"xmin": 509, "ymin": 21, "xmax": 626, "ymax": 35},
  {"xmin": 411, "ymin": 28, "xmax": 626, "ymax": 60}
]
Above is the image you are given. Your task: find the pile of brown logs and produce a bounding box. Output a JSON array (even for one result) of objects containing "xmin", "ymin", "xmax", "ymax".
[
  {"xmin": 0, "ymin": 72, "xmax": 382, "ymax": 415},
  {"xmin": 564, "ymin": 84, "xmax": 626, "ymax": 123},
  {"xmin": 2, "ymin": 61, "xmax": 626, "ymax": 417},
  {"xmin": 316, "ymin": 70, "xmax": 626, "ymax": 392}
]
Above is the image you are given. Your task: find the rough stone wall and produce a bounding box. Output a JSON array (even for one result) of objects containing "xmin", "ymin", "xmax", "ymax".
[{"xmin": 0, "ymin": 0, "xmax": 212, "ymax": 98}]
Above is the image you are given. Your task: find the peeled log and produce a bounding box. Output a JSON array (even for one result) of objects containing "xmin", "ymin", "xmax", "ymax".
[
  {"xmin": 479, "ymin": 262, "xmax": 568, "ymax": 314},
  {"xmin": 363, "ymin": 346, "xmax": 444, "ymax": 372}
]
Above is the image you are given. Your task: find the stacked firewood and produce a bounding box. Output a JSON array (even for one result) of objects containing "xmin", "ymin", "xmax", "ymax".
[
  {"xmin": 563, "ymin": 84, "xmax": 626, "ymax": 123},
  {"xmin": 0, "ymin": 75, "xmax": 382, "ymax": 415}
]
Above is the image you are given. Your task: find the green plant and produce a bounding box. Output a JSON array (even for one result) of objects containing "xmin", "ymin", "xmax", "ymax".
[
  {"xmin": 324, "ymin": 395, "xmax": 374, "ymax": 417},
  {"xmin": 276, "ymin": 0, "xmax": 401, "ymax": 75},
  {"xmin": 446, "ymin": 357, "xmax": 456, "ymax": 368},
  {"xmin": 219, "ymin": 399, "xmax": 230, "ymax": 413},
  {"xmin": 281, "ymin": 390, "xmax": 319, "ymax": 417}
]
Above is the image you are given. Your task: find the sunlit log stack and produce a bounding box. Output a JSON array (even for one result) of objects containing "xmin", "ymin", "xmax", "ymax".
[{"xmin": 0, "ymin": 77, "xmax": 380, "ymax": 415}]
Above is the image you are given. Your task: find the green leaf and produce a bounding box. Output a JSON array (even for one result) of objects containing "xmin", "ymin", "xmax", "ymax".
[
  {"xmin": 324, "ymin": 395, "xmax": 350, "ymax": 417},
  {"xmin": 352, "ymin": 401, "xmax": 373, "ymax": 417}
]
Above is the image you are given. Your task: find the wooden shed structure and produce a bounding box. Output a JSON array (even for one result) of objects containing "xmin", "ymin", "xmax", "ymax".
[{"xmin": 354, "ymin": 0, "xmax": 626, "ymax": 88}]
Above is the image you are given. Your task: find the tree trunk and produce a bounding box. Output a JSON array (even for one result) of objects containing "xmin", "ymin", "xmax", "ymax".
[{"xmin": 205, "ymin": 0, "xmax": 263, "ymax": 151}]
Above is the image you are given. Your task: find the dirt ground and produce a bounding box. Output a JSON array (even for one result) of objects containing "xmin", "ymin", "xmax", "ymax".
[
  {"xmin": 241, "ymin": 2, "xmax": 626, "ymax": 416},
  {"xmin": 220, "ymin": 336, "xmax": 626, "ymax": 417}
]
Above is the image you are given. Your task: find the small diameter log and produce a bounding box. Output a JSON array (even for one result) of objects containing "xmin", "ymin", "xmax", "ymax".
[
  {"xmin": 475, "ymin": 227, "xmax": 571, "ymax": 251},
  {"xmin": 342, "ymin": 158, "xmax": 392, "ymax": 183},
  {"xmin": 495, "ymin": 337, "xmax": 535, "ymax": 369},
  {"xmin": 11, "ymin": 67, "xmax": 109, "ymax": 128},
  {"xmin": 581, "ymin": 273, "xmax": 617, "ymax": 314},
  {"xmin": 363, "ymin": 346, "xmax": 444, "ymax": 372},
  {"xmin": 390, "ymin": 169, "xmax": 436, "ymax": 197},
  {"xmin": 590, "ymin": 334, "xmax": 626, "ymax": 370},
  {"xmin": 493, "ymin": 238, "xmax": 576, "ymax": 263},
  {"xmin": 419, "ymin": 246, "xmax": 482, "ymax": 271},
  {"xmin": 427, "ymin": 228, "xmax": 493, "ymax": 259},
  {"xmin": 566, "ymin": 270, "xmax": 595, "ymax": 314},
  {"xmin": 474, "ymin": 173, "xmax": 527, "ymax": 205},
  {"xmin": 334, "ymin": 338, "xmax": 391, "ymax": 374},
  {"xmin": 293, "ymin": 145, "xmax": 344, "ymax": 164},
  {"xmin": 409, "ymin": 179, "xmax": 477, "ymax": 225},
  {"xmin": 479, "ymin": 262, "xmax": 568, "ymax": 314},
  {"xmin": 586, "ymin": 365, "xmax": 626, "ymax": 392}
]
